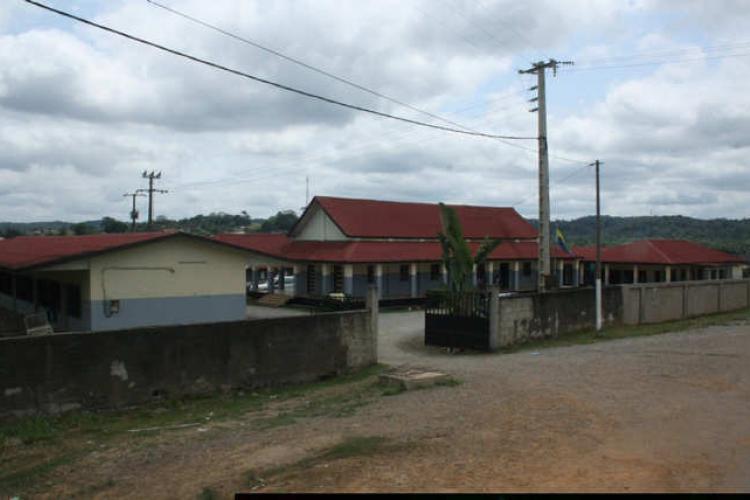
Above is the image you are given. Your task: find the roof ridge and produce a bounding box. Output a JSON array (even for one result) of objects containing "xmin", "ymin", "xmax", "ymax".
[
  {"xmin": 315, "ymin": 195, "xmax": 513, "ymax": 210},
  {"xmin": 646, "ymin": 240, "xmax": 674, "ymax": 264}
]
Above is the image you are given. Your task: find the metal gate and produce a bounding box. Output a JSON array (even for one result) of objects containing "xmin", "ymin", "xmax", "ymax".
[{"xmin": 424, "ymin": 291, "xmax": 490, "ymax": 350}]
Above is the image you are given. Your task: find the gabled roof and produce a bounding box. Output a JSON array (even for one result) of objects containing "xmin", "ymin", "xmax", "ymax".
[
  {"xmin": 573, "ymin": 239, "xmax": 746, "ymax": 265},
  {"xmin": 216, "ymin": 233, "xmax": 576, "ymax": 263},
  {"xmin": 291, "ymin": 196, "xmax": 537, "ymax": 240},
  {"xmin": 0, "ymin": 231, "xmax": 242, "ymax": 271}
]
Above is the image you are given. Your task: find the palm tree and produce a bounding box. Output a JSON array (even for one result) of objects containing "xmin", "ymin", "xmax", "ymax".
[{"xmin": 437, "ymin": 203, "xmax": 502, "ymax": 295}]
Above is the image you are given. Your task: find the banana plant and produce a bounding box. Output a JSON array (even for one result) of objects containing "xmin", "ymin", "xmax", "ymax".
[{"xmin": 438, "ymin": 202, "xmax": 502, "ymax": 295}]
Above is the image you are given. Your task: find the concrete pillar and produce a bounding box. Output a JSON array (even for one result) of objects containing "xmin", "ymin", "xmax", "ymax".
[
  {"xmin": 366, "ymin": 284, "xmax": 379, "ymax": 356},
  {"xmin": 665, "ymin": 265, "xmax": 671, "ymax": 283},
  {"xmin": 573, "ymin": 260, "xmax": 580, "ymax": 287},
  {"xmin": 604, "ymin": 264, "xmax": 610, "ymax": 285},
  {"xmin": 472, "ymin": 264, "xmax": 477, "ymax": 287},
  {"xmin": 375, "ymin": 264, "xmax": 383, "ymax": 299},
  {"xmin": 441, "ymin": 264, "xmax": 448, "ymax": 285},
  {"xmin": 292, "ymin": 265, "xmax": 300, "ymax": 296},
  {"xmin": 267, "ymin": 267, "xmax": 275, "ymax": 293},
  {"xmin": 488, "ymin": 285, "xmax": 500, "ymax": 351},
  {"xmin": 344, "ymin": 264, "xmax": 354, "ymax": 296},
  {"xmin": 558, "ymin": 260, "xmax": 565, "ymax": 287},
  {"xmin": 321, "ymin": 264, "xmax": 330, "ymax": 295},
  {"xmin": 409, "ymin": 263, "xmax": 418, "ymax": 298},
  {"xmin": 487, "ymin": 261, "xmax": 495, "ymax": 286},
  {"xmin": 513, "ymin": 261, "xmax": 520, "ymax": 291}
]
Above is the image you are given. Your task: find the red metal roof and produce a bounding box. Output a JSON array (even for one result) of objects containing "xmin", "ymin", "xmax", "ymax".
[
  {"xmin": 0, "ymin": 231, "xmax": 181, "ymax": 270},
  {"xmin": 216, "ymin": 233, "xmax": 575, "ymax": 263},
  {"xmin": 302, "ymin": 196, "xmax": 537, "ymax": 239},
  {"xmin": 574, "ymin": 240, "xmax": 746, "ymax": 265}
]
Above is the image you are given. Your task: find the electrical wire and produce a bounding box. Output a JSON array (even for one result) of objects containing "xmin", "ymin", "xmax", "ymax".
[
  {"xmin": 24, "ymin": 0, "xmax": 535, "ymax": 141},
  {"xmin": 564, "ymin": 50, "xmax": 750, "ymax": 72},
  {"xmin": 146, "ymin": 0, "xmax": 503, "ymax": 137},
  {"xmin": 577, "ymin": 40, "xmax": 750, "ymax": 65}
]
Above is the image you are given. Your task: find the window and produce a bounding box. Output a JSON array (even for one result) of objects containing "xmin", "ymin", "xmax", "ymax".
[
  {"xmin": 306, "ymin": 265, "xmax": 317, "ymax": 294},
  {"xmin": 638, "ymin": 270, "xmax": 647, "ymax": 283},
  {"xmin": 367, "ymin": 265, "xmax": 375, "ymax": 284},
  {"xmin": 653, "ymin": 271, "xmax": 662, "ymax": 282},
  {"xmin": 65, "ymin": 284, "xmax": 82, "ymax": 318},
  {"xmin": 399, "ymin": 264, "xmax": 409, "ymax": 282},
  {"xmin": 522, "ymin": 262, "xmax": 532, "ymax": 277},
  {"xmin": 430, "ymin": 264, "xmax": 441, "ymax": 281}
]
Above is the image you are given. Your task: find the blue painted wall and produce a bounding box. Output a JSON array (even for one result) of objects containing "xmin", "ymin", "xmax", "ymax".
[{"xmin": 90, "ymin": 294, "xmax": 246, "ymax": 332}]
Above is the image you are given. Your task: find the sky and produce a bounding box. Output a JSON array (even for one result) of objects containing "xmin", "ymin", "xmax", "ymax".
[{"xmin": 2, "ymin": 0, "xmax": 750, "ymax": 223}]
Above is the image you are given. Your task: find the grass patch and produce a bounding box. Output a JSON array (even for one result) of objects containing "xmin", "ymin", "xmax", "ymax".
[
  {"xmin": 320, "ymin": 436, "xmax": 387, "ymax": 461},
  {"xmin": 0, "ymin": 363, "xmax": 388, "ymax": 496},
  {"xmin": 507, "ymin": 307, "xmax": 750, "ymax": 353},
  {"xmin": 0, "ymin": 450, "xmax": 83, "ymax": 494},
  {"xmin": 197, "ymin": 486, "xmax": 219, "ymax": 500}
]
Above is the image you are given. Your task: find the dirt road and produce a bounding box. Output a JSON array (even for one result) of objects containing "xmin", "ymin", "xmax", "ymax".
[{"xmin": 10, "ymin": 311, "xmax": 750, "ymax": 496}]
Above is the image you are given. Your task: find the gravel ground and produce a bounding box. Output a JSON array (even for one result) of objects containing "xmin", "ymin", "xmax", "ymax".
[{"xmin": 24, "ymin": 310, "xmax": 750, "ymax": 496}]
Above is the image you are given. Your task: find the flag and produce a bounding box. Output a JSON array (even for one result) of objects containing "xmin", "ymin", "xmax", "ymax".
[{"xmin": 555, "ymin": 227, "xmax": 570, "ymax": 254}]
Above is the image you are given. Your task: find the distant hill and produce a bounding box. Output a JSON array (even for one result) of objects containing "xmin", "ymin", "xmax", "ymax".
[
  {"xmin": 0, "ymin": 211, "xmax": 296, "ymax": 238},
  {"xmin": 3, "ymin": 213, "xmax": 749, "ymax": 258},
  {"xmin": 531, "ymin": 215, "xmax": 750, "ymax": 258}
]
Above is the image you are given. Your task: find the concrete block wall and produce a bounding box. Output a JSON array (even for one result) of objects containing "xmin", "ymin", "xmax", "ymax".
[
  {"xmin": 622, "ymin": 279, "xmax": 750, "ymax": 325},
  {"xmin": 0, "ymin": 309, "xmax": 377, "ymax": 416},
  {"xmin": 493, "ymin": 287, "xmax": 622, "ymax": 348}
]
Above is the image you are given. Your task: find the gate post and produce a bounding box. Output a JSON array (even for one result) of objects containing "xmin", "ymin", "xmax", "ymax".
[
  {"xmin": 366, "ymin": 284, "xmax": 379, "ymax": 343},
  {"xmin": 488, "ymin": 286, "xmax": 500, "ymax": 351}
]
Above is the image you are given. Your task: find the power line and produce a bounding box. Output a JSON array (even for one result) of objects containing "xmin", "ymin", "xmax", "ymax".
[
  {"xmin": 24, "ymin": 0, "xmax": 535, "ymax": 141},
  {"xmin": 564, "ymin": 50, "xmax": 750, "ymax": 72},
  {"xmin": 146, "ymin": 0, "xmax": 502, "ymax": 136},
  {"xmin": 145, "ymin": 0, "xmax": 573, "ymax": 164},
  {"xmin": 577, "ymin": 40, "xmax": 750, "ymax": 65}
]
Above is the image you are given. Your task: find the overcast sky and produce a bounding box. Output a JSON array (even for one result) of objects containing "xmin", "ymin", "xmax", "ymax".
[{"xmin": 2, "ymin": 0, "xmax": 750, "ymax": 223}]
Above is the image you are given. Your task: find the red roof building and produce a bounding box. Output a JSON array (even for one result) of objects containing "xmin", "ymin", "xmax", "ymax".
[
  {"xmin": 0, "ymin": 231, "xmax": 252, "ymax": 333},
  {"xmin": 218, "ymin": 196, "xmax": 580, "ymax": 299},
  {"xmin": 573, "ymin": 239, "xmax": 747, "ymax": 285}
]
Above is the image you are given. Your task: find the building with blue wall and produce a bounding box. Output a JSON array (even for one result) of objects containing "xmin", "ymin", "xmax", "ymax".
[{"xmin": 217, "ymin": 196, "xmax": 580, "ymax": 299}]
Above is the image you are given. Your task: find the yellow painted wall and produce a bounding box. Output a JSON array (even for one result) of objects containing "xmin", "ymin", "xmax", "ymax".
[{"xmin": 87, "ymin": 236, "xmax": 248, "ymax": 301}]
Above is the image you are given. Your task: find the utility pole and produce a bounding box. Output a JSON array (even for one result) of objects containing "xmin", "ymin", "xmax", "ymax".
[
  {"xmin": 123, "ymin": 192, "xmax": 146, "ymax": 232},
  {"xmin": 519, "ymin": 59, "xmax": 573, "ymax": 292},
  {"xmin": 592, "ymin": 159, "xmax": 603, "ymax": 333},
  {"xmin": 140, "ymin": 171, "xmax": 168, "ymax": 230}
]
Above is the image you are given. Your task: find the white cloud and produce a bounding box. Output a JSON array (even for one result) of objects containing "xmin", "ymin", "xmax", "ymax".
[{"xmin": 1, "ymin": 0, "xmax": 749, "ymax": 223}]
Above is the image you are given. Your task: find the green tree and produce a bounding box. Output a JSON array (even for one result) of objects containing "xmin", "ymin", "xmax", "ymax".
[
  {"xmin": 437, "ymin": 203, "xmax": 501, "ymax": 295},
  {"xmin": 0, "ymin": 228, "xmax": 22, "ymax": 239},
  {"xmin": 71, "ymin": 222, "xmax": 93, "ymax": 235},
  {"xmin": 260, "ymin": 210, "xmax": 298, "ymax": 233},
  {"xmin": 102, "ymin": 217, "xmax": 128, "ymax": 233}
]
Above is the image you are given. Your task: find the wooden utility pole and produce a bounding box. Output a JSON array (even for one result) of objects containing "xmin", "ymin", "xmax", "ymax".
[
  {"xmin": 123, "ymin": 192, "xmax": 146, "ymax": 231},
  {"xmin": 519, "ymin": 59, "xmax": 573, "ymax": 292},
  {"xmin": 140, "ymin": 171, "xmax": 168, "ymax": 230}
]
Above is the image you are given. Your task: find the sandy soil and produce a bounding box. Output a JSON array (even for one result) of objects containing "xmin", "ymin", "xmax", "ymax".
[{"xmin": 17, "ymin": 311, "xmax": 750, "ymax": 496}]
